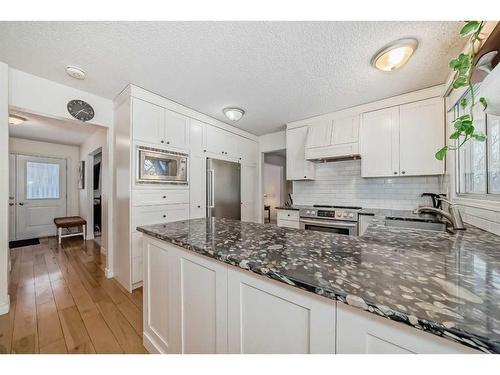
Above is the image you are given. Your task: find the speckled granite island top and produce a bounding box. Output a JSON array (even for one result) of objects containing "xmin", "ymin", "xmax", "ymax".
[{"xmin": 137, "ymin": 216, "xmax": 500, "ymax": 353}]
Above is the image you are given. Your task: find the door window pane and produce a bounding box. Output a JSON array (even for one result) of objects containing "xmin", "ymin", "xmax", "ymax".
[
  {"xmin": 26, "ymin": 161, "xmax": 60, "ymax": 199},
  {"xmin": 488, "ymin": 114, "xmax": 500, "ymax": 193}
]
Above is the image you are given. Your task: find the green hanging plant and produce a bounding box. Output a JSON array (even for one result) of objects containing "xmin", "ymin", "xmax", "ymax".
[{"xmin": 435, "ymin": 21, "xmax": 487, "ymax": 161}]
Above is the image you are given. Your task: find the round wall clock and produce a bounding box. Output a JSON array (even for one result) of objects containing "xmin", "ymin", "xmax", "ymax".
[{"xmin": 67, "ymin": 99, "xmax": 95, "ymax": 122}]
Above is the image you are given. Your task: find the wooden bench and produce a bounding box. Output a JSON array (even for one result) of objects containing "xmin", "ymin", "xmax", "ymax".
[{"xmin": 54, "ymin": 216, "xmax": 86, "ymax": 245}]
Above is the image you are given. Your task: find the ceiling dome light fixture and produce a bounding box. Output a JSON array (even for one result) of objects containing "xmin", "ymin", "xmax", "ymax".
[
  {"xmin": 8, "ymin": 114, "xmax": 27, "ymax": 125},
  {"xmin": 223, "ymin": 107, "xmax": 245, "ymax": 122},
  {"xmin": 372, "ymin": 38, "xmax": 418, "ymax": 72},
  {"xmin": 66, "ymin": 65, "xmax": 86, "ymax": 80}
]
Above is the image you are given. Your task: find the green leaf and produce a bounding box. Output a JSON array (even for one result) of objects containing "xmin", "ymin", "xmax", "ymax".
[
  {"xmin": 449, "ymin": 131, "xmax": 461, "ymax": 140},
  {"xmin": 435, "ymin": 146, "xmax": 448, "ymax": 161},
  {"xmin": 479, "ymin": 97, "xmax": 487, "ymax": 110},
  {"xmin": 460, "ymin": 97, "xmax": 468, "ymax": 108},
  {"xmin": 472, "ymin": 132, "xmax": 487, "ymax": 142},
  {"xmin": 460, "ymin": 21, "xmax": 480, "ymax": 37},
  {"xmin": 452, "ymin": 75, "xmax": 468, "ymax": 88}
]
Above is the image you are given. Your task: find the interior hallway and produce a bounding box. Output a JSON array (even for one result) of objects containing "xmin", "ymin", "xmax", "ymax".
[{"xmin": 0, "ymin": 237, "xmax": 146, "ymax": 354}]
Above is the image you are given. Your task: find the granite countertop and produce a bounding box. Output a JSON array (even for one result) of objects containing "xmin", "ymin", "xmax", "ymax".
[{"xmin": 137, "ymin": 214, "xmax": 500, "ymax": 353}]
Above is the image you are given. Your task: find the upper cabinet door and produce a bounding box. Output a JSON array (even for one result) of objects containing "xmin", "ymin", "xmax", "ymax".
[
  {"xmin": 132, "ymin": 98, "xmax": 165, "ymax": 145},
  {"xmin": 206, "ymin": 125, "xmax": 227, "ymax": 156},
  {"xmin": 189, "ymin": 119, "xmax": 207, "ymax": 156},
  {"xmin": 360, "ymin": 107, "xmax": 400, "ymax": 177},
  {"xmin": 164, "ymin": 109, "xmax": 189, "ymax": 150},
  {"xmin": 286, "ymin": 127, "xmax": 315, "ymax": 180},
  {"xmin": 399, "ymin": 97, "xmax": 444, "ymax": 176},
  {"xmin": 331, "ymin": 115, "xmax": 360, "ymax": 145},
  {"xmin": 305, "ymin": 120, "xmax": 333, "ymax": 148}
]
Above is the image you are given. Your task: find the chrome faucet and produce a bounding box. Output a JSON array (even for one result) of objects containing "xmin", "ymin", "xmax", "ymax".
[{"xmin": 413, "ymin": 197, "xmax": 465, "ymax": 230}]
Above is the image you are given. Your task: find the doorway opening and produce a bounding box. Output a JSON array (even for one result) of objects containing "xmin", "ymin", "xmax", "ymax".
[
  {"xmin": 262, "ymin": 149, "xmax": 293, "ymax": 224},
  {"xmin": 7, "ymin": 110, "xmax": 109, "ymax": 264}
]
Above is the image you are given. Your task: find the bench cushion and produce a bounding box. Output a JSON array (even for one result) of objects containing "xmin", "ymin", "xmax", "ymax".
[{"xmin": 54, "ymin": 216, "xmax": 86, "ymax": 228}]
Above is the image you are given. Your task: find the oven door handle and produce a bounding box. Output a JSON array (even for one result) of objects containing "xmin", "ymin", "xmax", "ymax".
[{"xmin": 299, "ymin": 218, "xmax": 357, "ymax": 228}]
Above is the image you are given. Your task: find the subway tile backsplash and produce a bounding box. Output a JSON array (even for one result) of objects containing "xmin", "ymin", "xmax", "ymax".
[{"xmin": 292, "ymin": 160, "xmax": 443, "ymax": 210}]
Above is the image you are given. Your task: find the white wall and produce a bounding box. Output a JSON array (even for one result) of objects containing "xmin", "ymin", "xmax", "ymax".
[
  {"xmin": 259, "ymin": 131, "xmax": 286, "ymax": 153},
  {"xmin": 79, "ymin": 128, "xmax": 108, "ymax": 249},
  {"xmin": 9, "ymin": 138, "xmax": 80, "ymax": 216},
  {"xmin": 8, "ymin": 68, "xmax": 113, "ymax": 128},
  {"xmin": 293, "ymin": 160, "xmax": 443, "ymax": 210},
  {"xmin": 0, "ymin": 62, "xmax": 9, "ymax": 314}
]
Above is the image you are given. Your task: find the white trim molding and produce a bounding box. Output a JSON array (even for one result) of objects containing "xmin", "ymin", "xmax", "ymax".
[{"xmin": 0, "ymin": 298, "xmax": 10, "ymax": 315}]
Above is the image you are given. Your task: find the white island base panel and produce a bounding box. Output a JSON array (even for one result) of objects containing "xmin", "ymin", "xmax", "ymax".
[{"xmin": 141, "ymin": 235, "xmax": 478, "ymax": 354}]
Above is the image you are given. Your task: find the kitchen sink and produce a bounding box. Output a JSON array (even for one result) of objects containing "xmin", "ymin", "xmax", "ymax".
[{"xmin": 385, "ymin": 216, "xmax": 447, "ymax": 232}]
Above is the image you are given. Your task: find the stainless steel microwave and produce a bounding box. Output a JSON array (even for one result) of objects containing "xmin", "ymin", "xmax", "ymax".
[{"xmin": 137, "ymin": 146, "xmax": 188, "ymax": 184}]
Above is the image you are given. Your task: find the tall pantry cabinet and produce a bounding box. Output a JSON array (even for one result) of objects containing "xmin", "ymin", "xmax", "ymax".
[{"xmin": 114, "ymin": 85, "xmax": 258, "ymax": 292}]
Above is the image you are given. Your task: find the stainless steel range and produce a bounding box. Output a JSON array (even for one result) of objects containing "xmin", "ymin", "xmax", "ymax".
[{"xmin": 299, "ymin": 205, "xmax": 362, "ymax": 236}]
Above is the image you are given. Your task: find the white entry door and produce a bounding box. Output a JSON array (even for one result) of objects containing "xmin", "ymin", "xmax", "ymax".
[
  {"xmin": 9, "ymin": 154, "xmax": 16, "ymax": 241},
  {"xmin": 15, "ymin": 155, "xmax": 67, "ymax": 240}
]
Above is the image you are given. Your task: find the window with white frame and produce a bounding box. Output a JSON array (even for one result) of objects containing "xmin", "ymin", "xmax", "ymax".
[{"xmin": 455, "ymin": 87, "xmax": 500, "ymax": 198}]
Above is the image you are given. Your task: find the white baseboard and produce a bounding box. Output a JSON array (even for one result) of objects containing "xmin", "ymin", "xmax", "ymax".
[
  {"xmin": 0, "ymin": 297, "xmax": 10, "ymax": 315},
  {"xmin": 104, "ymin": 267, "xmax": 113, "ymax": 278},
  {"xmin": 143, "ymin": 331, "xmax": 162, "ymax": 354}
]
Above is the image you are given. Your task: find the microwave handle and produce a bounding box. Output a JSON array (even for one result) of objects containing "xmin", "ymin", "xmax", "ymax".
[{"xmin": 208, "ymin": 169, "xmax": 215, "ymax": 208}]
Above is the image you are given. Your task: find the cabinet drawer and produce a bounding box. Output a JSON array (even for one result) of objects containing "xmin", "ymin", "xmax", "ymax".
[
  {"xmin": 132, "ymin": 256, "xmax": 143, "ymax": 284},
  {"xmin": 132, "ymin": 203, "xmax": 189, "ymax": 232},
  {"xmin": 133, "ymin": 189, "xmax": 189, "ymax": 206},
  {"xmin": 277, "ymin": 219, "xmax": 300, "ymax": 229},
  {"xmin": 277, "ymin": 210, "xmax": 299, "ymax": 221}
]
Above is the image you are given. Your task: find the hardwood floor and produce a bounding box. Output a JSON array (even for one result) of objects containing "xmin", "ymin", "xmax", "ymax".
[{"xmin": 0, "ymin": 237, "xmax": 147, "ymax": 354}]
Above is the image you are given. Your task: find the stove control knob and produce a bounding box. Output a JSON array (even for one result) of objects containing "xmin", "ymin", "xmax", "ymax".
[
  {"xmin": 306, "ymin": 210, "xmax": 310, "ymax": 214},
  {"xmin": 349, "ymin": 213, "xmax": 354, "ymax": 218},
  {"xmin": 337, "ymin": 212, "xmax": 342, "ymax": 218},
  {"xmin": 343, "ymin": 212, "xmax": 348, "ymax": 217},
  {"xmin": 311, "ymin": 210, "xmax": 315, "ymax": 215}
]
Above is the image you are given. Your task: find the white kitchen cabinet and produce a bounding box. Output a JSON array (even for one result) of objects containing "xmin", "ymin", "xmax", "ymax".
[
  {"xmin": 143, "ymin": 237, "xmax": 228, "ymax": 354},
  {"xmin": 142, "ymin": 238, "xmax": 176, "ymax": 353},
  {"xmin": 170, "ymin": 245, "xmax": 228, "ymax": 354},
  {"xmin": 132, "ymin": 189, "xmax": 189, "ymax": 206},
  {"xmin": 360, "ymin": 106, "xmax": 400, "ymax": 177},
  {"xmin": 286, "ymin": 126, "xmax": 315, "ymax": 180},
  {"xmin": 132, "ymin": 98, "xmax": 164, "ymax": 145},
  {"xmin": 189, "ymin": 155, "xmax": 206, "ymax": 219},
  {"xmin": 132, "ymin": 203, "xmax": 190, "ymax": 233},
  {"xmin": 276, "ymin": 209, "xmax": 300, "ymax": 229},
  {"xmin": 227, "ymin": 267, "xmax": 336, "ymax": 354},
  {"xmin": 358, "ymin": 214, "xmax": 373, "ymax": 236},
  {"xmin": 336, "ymin": 303, "xmax": 477, "ymax": 354},
  {"xmin": 399, "ymin": 97, "xmax": 444, "ymax": 176},
  {"xmin": 189, "ymin": 118, "xmax": 207, "ymax": 155},
  {"xmin": 206, "ymin": 125, "xmax": 234, "ymax": 158},
  {"xmin": 241, "ymin": 164, "xmax": 257, "ymax": 222},
  {"xmin": 360, "ymin": 97, "xmax": 445, "ymax": 178},
  {"xmin": 164, "ymin": 109, "xmax": 189, "ymax": 150},
  {"xmin": 240, "ymin": 138, "xmax": 258, "ymax": 166}
]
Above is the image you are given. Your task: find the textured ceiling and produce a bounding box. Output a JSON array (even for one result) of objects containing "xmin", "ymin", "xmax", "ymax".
[
  {"xmin": 0, "ymin": 21, "xmax": 464, "ymax": 135},
  {"xmin": 9, "ymin": 111, "xmax": 102, "ymax": 146}
]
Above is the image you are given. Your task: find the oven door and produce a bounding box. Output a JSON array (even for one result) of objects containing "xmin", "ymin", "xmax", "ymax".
[
  {"xmin": 138, "ymin": 148, "xmax": 187, "ymax": 184},
  {"xmin": 299, "ymin": 218, "xmax": 358, "ymax": 236}
]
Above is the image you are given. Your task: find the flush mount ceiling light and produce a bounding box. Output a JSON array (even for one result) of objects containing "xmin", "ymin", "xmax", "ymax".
[
  {"xmin": 8, "ymin": 114, "xmax": 27, "ymax": 125},
  {"xmin": 372, "ymin": 38, "xmax": 418, "ymax": 72},
  {"xmin": 66, "ymin": 65, "xmax": 86, "ymax": 80},
  {"xmin": 223, "ymin": 107, "xmax": 245, "ymax": 122}
]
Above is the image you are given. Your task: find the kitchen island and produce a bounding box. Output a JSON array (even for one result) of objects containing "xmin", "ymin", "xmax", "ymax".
[{"xmin": 137, "ymin": 216, "xmax": 500, "ymax": 354}]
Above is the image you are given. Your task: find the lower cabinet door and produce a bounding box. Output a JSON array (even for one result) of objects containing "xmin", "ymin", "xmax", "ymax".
[
  {"xmin": 336, "ymin": 303, "xmax": 478, "ymax": 354},
  {"xmin": 142, "ymin": 237, "xmax": 176, "ymax": 353},
  {"xmin": 169, "ymin": 247, "xmax": 228, "ymax": 354},
  {"xmin": 227, "ymin": 267, "xmax": 336, "ymax": 354}
]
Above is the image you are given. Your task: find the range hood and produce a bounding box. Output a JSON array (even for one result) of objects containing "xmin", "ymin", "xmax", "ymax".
[{"xmin": 305, "ymin": 116, "xmax": 361, "ymax": 162}]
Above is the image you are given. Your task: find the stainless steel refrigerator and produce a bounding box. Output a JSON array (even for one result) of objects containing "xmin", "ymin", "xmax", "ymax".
[{"xmin": 206, "ymin": 158, "xmax": 241, "ymax": 220}]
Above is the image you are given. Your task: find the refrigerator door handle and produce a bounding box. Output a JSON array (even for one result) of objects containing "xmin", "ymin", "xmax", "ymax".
[{"xmin": 208, "ymin": 169, "xmax": 215, "ymax": 208}]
